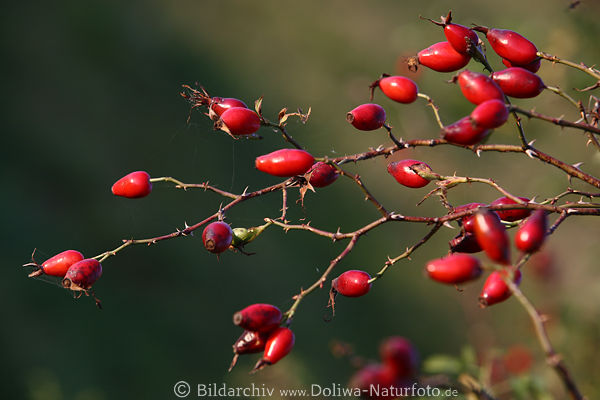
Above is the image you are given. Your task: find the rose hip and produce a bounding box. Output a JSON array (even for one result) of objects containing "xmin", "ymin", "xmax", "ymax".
[
  {"xmin": 233, "ymin": 303, "xmax": 282, "ymax": 333},
  {"xmin": 332, "ymin": 270, "xmax": 372, "ymax": 297},
  {"xmin": 347, "ymin": 103, "xmax": 386, "ymax": 131},
  {"xmin": 490, "ymin": 196, "xmax": 531, "ymax": 221},
  {"xmin": 515, "ymin": 209, "xmax": 547, "ymax": 253},
  {"xmin": 28, "ymin": 249, "xmax": 84, "ymax": 278},
  {"xmin": 62, "ymin": 259, "xmax": 103, "ymax": 291},
  {"xmin": 470, "ymin": 99, "xmax": 509, "ymax": 130},
  {"xmin": 449, "ymin": 232, "xmax": 482, "ymax": 254},
  {"xmin": 426, "ymin": 253, "xmax": 482, "ymax": 284},
  {"xmin": 490, "ymin": 67, "xmax": 545, "ymax": 98},
  {"xmin": 374, "ymin": 76, "xmax": 418, "ymax": 104},
  {"xmin": 379, "ymin": 336, "xmax": 419, "ymax": 378},
  {"xmin": 202, "ymin": 221, "xmax": 233, "ymax": 254},
  {"xmin": 253, "ymin": 327, "xmax": 295, "ymax": 371},
  {"xmin": 457, "ymin": 70, "xmax": 505, "ymax": 105},
  {"xmin": 473, "ymin": 26, "xmax": 538, "ymax": 65},
  {"xmin": 442, "ymin": 116, "xmax": 490, "ymax": 145},
  {"xmin": 417, "ymin": 41, "xmax": 471, "ymax": 73},
  {"xmin": 111, "ymin": 171, "xmax": 152, "ymax": 199},
  {"xmin": 502, "ymin": 58, "xmax": 541, "ymax": 73},
  {"xmin": 473, "ymin": 210, "xmax": 511, "ymax": 265},
  {"xmin": 209, "ymin": 97, "xmax": 248, "ymax": 119},
  {"xmin": 307, "ymin": 162, "xmax": 339, "ymax": 188},
  {"xmin": 229, "ymin": 330, "xmax": 269, "ymax": 371},
  {"xmin": 479, "ymin": 269, "xmax": 522, "ymax": 307},
  {"xmin": 255, "ymin": 149, "xmax": 315, "ymax": 177},
  {"xmin": 216, "ymin": 107, "xmax": 261, "ymax": 136},
  {"xmin": 452, "ymin": 203, "xmax": 487, "ymax": 233},
  {"xmin": 387, "ymin": 159, "xmax": 433, "ymax": 188}
]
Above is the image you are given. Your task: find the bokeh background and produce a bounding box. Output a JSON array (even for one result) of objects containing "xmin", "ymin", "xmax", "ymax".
[{"xmin": 2, "ymin": 0, "xmax": 599, "ymax": 399}]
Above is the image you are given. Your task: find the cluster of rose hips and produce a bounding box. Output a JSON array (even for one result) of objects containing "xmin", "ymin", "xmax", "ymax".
[
  {"xmin": 348, "ymin": 337, "xmax": 419, "ymax": 398},
  {"xmin": 229, "ymin": 304, "xmax": 294, "ymax": 372}
]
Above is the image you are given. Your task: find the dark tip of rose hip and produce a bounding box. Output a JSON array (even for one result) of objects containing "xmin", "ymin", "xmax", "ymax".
[
  {"xmin": 204, "ymin": 239, "xmax": 216, "ymax": 251},
  {"xmin": 346, "ymin": 113, "xmax": 355, "ymax": 124},
  {"xmin": 61, "ymin": 277, "xmax": 72, "ymax": 289},
  {"xmin": 472, "ymin": 26, "xmax": 489, "ymax": 34},
  {"xmin": 233, "ymin": 312, "xmax": 243, "ymax": 326}
]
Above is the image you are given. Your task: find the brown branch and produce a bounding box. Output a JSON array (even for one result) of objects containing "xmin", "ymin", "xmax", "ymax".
[{"xmin": 510, "ymin": 106, "xmax": 600, "ymax": 136}]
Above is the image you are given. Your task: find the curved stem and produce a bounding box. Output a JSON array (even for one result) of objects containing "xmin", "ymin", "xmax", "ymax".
[{"xmin": 418, "ymin": 93, "xmax": 444, "ymax": 129}]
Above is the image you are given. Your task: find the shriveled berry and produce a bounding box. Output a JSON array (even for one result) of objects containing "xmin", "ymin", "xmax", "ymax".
[
  {"xmin": 449, "ymin": 232, "xmax": 482, "ymax": 253},
  {"xmin": 376, "ymin": 76, "xmax": 418, "ymax": 104},
  {"xmin": 491, "ymin": 68, "xmax": 545, "ymax": 98},
  {"xmin": 490, "ymin": 196, "xmax": 531, "ymax": 221},
  {"xmin": 502, "ymin": 58, "xmax": 541, "ymax": 73},
  {"xmin": 387, "ymin": 159, "xmax": 433, "ymax": 188},
  {"xmin": 209, "ymin": 97, "xmax": 248, "ymax": 119},
  {"xmin": 442, "ymin": 116, "xmax": 490, "ymax": 145},
  {"xmin": 426, "ymin": 253, "xmax": 482, "ymax": 284},
  {"xmin": 332, "ymin": 270, "xmax": 372, "ymax": 297},
  {"xmin": 379, "ymin": 336, "xmax": 419, "ymax": 378},
  {"xmin": 253, "ymin": 327, "xmax": 295, "ymax": 371},
  {"xmin": 62, "ymin": 259, "xmax": 102, "ymax": 291},
  {"xmin": 255, "ymin": 149, "xmax": 315, "ymax": 177},
  {"xmin": 233, "ymin": 303, "xmax": 282, "ymax": 333},
  {"xmin": 229, "ymin": 330, "xmax": 269, "ymax": 371},
  {"xmin": 202, "ymin": 221, "xmax": 233, "ymax": 254},
  {"xmin": 470, "ymin": 99, "xmax": 509, "ymax": 130},
  {"xmin": 307, "ymin": 162, "xmax": 339, "ymax": 188},
  {"xmin": 216, "ymin": 107, "xmax": 261, "ymax": 136},
  {"xmin": 457, "ymin": 70, "xmax": 505, "ymax": 105},
  {"xmin": 28, "ymin": 250, "xmax": 84, "ymax": 278},
  {"xmin": 473, "ymin": 26, "xmax": 538, "ymax": 65},
  {"xmin": 473, "ymin": 210, "xmax": 511, "ymax": 265},
  {"xmin": 111, "ymin": 171, "xmax": 152, "ymax": 199},
  {"xmin": 347, "ymin": 103, "xmax": 386, "ymax": 131},
  {"xmin": 515, "ymin": 210, "xmax": 547, "ymax": 253},
  {"xmin": 417, "ymin": 41, "xmax": 471, "ymax": 73},
  {"xmin": 479, "ymin": 269, "xmax": 522, "ymax": 307},
  {"xmin": 452, "ymin": 203, "xmax": 486, "ymax": 233}
]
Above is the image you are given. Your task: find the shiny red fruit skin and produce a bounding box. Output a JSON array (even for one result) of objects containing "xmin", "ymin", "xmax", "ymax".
[
  {"xmin": 479, "ymin": 269, "xmax": 522, "ymax": 307},
  {"xmin": 64, "ymin": 259, "xmax": 102, "ymax": 290},
  {"xmin": 483, "ymin": 28, "xmax": 538, "ymax": 65},
  {"xmin": 111, "ymin": 171, "xmax": 152, "ymax": 199},
  {"xmin": 491, "ymin": 67, "xmax": 545, "ymax": 98},
  {"xmin": 442, "ymin": 116, "xmax": 490, "ymax": 145},
  {"xmin": 470, "ymin": 99, "xmax": 509, "ymax": 129},
  {"xmin": 379, "ymin": 336, "xmax": 419, "ymax": 378},
  {"xmin": 202, "ymin": 221, "xmax": 233, "ymax": 254},
  {"xmin": 457, "ymin": 70, "xmax": 505, "ymax": 105},
  {"xmin": 41, "ymin": 250, "xmax": 84, "ymax": 277},
  {"xmin": 307, "ymin": 162, "xmax": 339, "ymax": 188},
  {"xmin": 490, "ymin": 196, "xmax": 531, "ymax": 221},
  {"xmin": 453, "ymin": 203, "xmax": 487, "ymax": 233},
  {"xmin": 515, "ymin": 209, "xmax": 547, "ymax": 253},
  {"xmin": 417, "ymin": 41, "xmax": 471, "ymax": 73},
  {"xmin": 349, "ymin": 363, "xmax": 411, "ymax": 400},
  {"xmin": 332, "ymin": 270, "xmax": 372, "ymax": 297},
  {"xmin": 232, "ymin": 330, "xmax": 269, "ymax": 355},
  {"xmin": 502, "ymin": 58, "xmax": 541, "ymax": 73},
  {"xmin": 255, "ymin": 149, "xmax": 315, "ymax": 177},
  {"xmin": 426, "ymin": 253, "xmax": 483, "ymax": 284},
  {"xmin": 378, "ymin": 76, "xmax": 418, "ymax": 104},
  {"xmin": 387, "ymin": 159, "xmax": 432, "ymax": 188},
  {"xmin": 473, "ymin": 210, "xmax": 511, "ymax": 265},
  {"xmin": 444, "ymin": 24, "xmax": 479, "ymax": 55},
  {"xmin": 261, "ymin": 327, "xmax": 295, "ymax": 365},
  {"xmin": 347, "ymin": 103, "xmax": 386, "ymax": 131},
  {"xmin": 233, "ymin": 304, "xmax": 282, "ymax": 333},
  {"xmin": 218, "ymin": 107, "xmax": 261, "ymax": 136},
  {"xmin": 209, "ymin": 97, "xmax": 248, "ymax": 118},
  {"xmin": 449, "ymin": 232, "xmax": 482, "ymax": 253}
]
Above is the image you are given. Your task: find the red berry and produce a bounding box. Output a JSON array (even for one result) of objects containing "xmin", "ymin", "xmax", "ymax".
[
  {"xmin": 229, "ymin": 330, "xmax": 269, "ymax": 371},
  {"xmin": 443, "ymin": 23, "xmax": 480, "ymax": 55},
  {"xmin": 449, "ymin": 232, "xmax": 482, "ymax": 253},
  {"xmin": 62, "ymin": 259, "xmax": 102, "ymax": 291},
  {"xmin": 490, "ymin": 67, "xmax": 545, "ymax": 98},
  {"xmin": 442, "ymin": 116, "xmax": 490, "ymax": 145},
  {"xmin": 233, "ymin": 303, "xmax": 282, "ymax": 333},
  {"xmin": 255, "ymin": 149, "xmax": 315, "ymax": 177},
  {"xmin": 111, "ymin": 171, "xmax": 152, "ymax": 199},
  {"xmin": 349, "ymin": 364, "xmax": 410, "ymax": 400},
  {"xmin": 387, "ymin": 159, "xmax": 432, "ymax": 188},
  {"xmin": 307, "ymin": 162, "xmax": 339, "ymax": 188},
  {"xmin": 377, "ymin": 76, "xmax": 418, "ymax": 104},
  {"xmin": 217, "ymin": 107, "xmax": 261, "ymax": 136},
  {"xmin": 470, "ymin": 99, "xmax": 509, "ymax": 130},
  {"xmin": 452, "ymin": 202, "xmax": 487, "ymax": 233},
  {"xmin": 202, "ymin": 221, "xmax": 233, "ymax": 254},
  {"xmin": 332, "ymin": 270, "xmax": 372, "ymax": 297},
  {"xmin": 29, "ymin": 250, "xmax": 85, "ymax": 278},
  {"xmin": 515, "ymin": 209, "xmax": 547, "ymax": 253},
  {"xmin": 426, "ymin": 253, "xmax": 483, "ymax": 284},
  {"xmin": 479, "ymin": 269, "xmax": 522, "ymax": 307},
  {"xmin": 417, "ymin": 41, "xmax": 471, "ymax": 73},
  {"xmin": 209, "ymin": 97, "xmax": 248, "ymax": 119},
  {"xmin": 502, "ymin": 58, "xmax": 541, "ymax": 73},
  {"xmin": 457, "ymin": 70, "xmax": 505, "ymax": 105},
  {"xmin": 253, "ymin": 327, "xmax": 295, "ymax": 371},
  {"xmin": 490, "ymin": 196, "xmax": 531, "ymax": 221},
  {"xmin": 473, "ymin": 210, "xmax": 511, "ymax": 265},
  {"xmin": 347, "ymin": 103, "xmax": 386, "ymax": 131},
  {"xmin": 379, "ymin": 336, "xmax": 419, "ymax": 378},
  {"xmin": 474, "ymin": 26, "xmax": 538, "ymax": 65}
]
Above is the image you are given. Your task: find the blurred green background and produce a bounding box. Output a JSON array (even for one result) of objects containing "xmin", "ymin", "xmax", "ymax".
[{"xmin": 2, "ymin": 0, "xmax": 600, "ymax": 399}]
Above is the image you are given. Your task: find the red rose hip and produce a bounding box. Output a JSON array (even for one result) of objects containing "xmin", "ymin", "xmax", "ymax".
[
  {"xmin": 490, "ymin": 196, "xmax": 531, "ymax": 221},
  {"xmin": 253, "ymin": 327, "xmax": 295, "ymax": 371},
  {"xmin": 28, "ymin": 249, "xmax": 84, "ymax": 278},
  {"xmin": 332, "ymin": 270, "xmax": 372, "ymax": 297},
  {"xmin": 202, "ymin": 221, "xmax": 233, "ymax": 254},
  {"xmin": 255, "ymin": 149, "xmax": 315, "ymax": 177},
  {"xmin": 473, "ymin": 210, "xmax": 511, "ymax": 265},
  {"xmin": 209, "ymin": 97, "xmax": 248, "ymax": 119},
  {"xmin": 216, "ymin": 107, "xmax": 261, "ymax": 136},
  {"xmin": 62, "ymin": 259, "xmax": 103, "ymax": 291},
  {"xmin": 452, "ymin": 202, "xmax": 487, "ymax": 233},
  {"xmin": 502, "ymin": 58, "xmax": 541, "ymax": 73},
  {"xmin": 515, "ymin": 209, "xmax": 547, "ymax": 253},
  {"xmin": 426, "ymin": 253, "xmax": 482, "ymax": 284},
  {"xmin": 473, "ymin": 26, "xmax": 538, "ymax": 65},
  {"xmin": 457, "ymin": 70, "xmax": 505, "ymax": 105},
  {"xmin": 470, "ymin": 99, "xmax": 509, "ymax": 130},
  {"xmin": 379, "ymin": 336, "xmax": 419, "ymax": 378},
  {"xmin": 479, "ymin": 269, "xmax": 522, "ymax": 307},
  {"xmin": 375, "ymin": 76, "xmax": 418, "ymax": 104},
  {"xmin": 229, "ymin": 330, "xmax": 269, "ymax": 371},
  {"xmin": 307, "ymin": 162, "xmax": 339, "ymax": 188},
  {"xmin": 442, "ymin": 116, "xmax": 491, "ymax": 145},
  {"xmin": 233, "ymin": 303, "xmax": 282, "ymax": 333},
  {"xmin": 490, "ymin": 68, "xmax": 545, "ymax": 98},
  {"xmin": 387, "ymin": 159, "xmax": 433, "ymax": 188},
  {"xmin": 347, "ymin": 103, "xmax": 386, "ymax": 131},
  {"xmin": 417, "ymin": 41, "xmax": 471, "ymax": 73},
  {"xmin": 111, "ymin": 171, "xmax": 152, "ymax": 199},
  {"xmin": 449, "ymin": 233, "xmax": 482, "ymax": 254}
]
